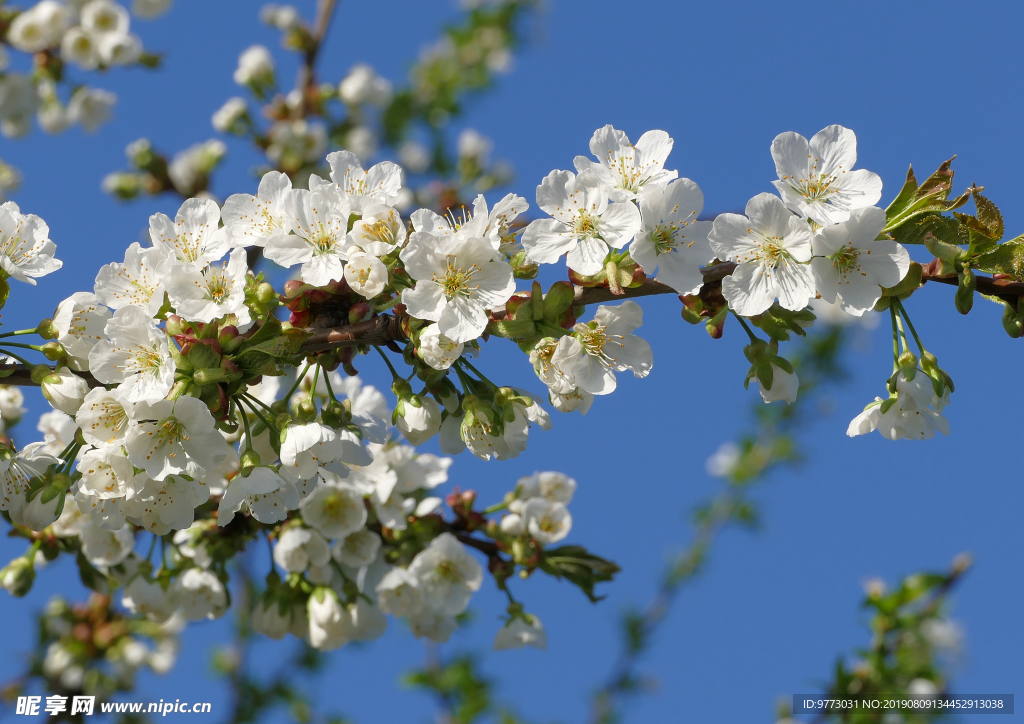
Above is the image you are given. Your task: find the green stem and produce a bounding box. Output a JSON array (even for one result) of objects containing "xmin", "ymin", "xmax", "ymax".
[
  {"xmin": 894, "ymin": 299, "xmax": 927, "ymax": 355},
  {"xmin": 731, "ymin": 312, "xmax": 759, "ymax": 344},
  {"xmin": 482, "ymin": 501, "xmax": 508, "ymax": 515},
  {"xmin": 458, "ymin": 358, "xmax": 498, "ymax": 390},
  {"xmin": 241, "ymin": 392, "xmax": 276, "ymax": 415},
  {"xmin": 235, "ymin": 398, "xmax": 254, "ymax": 452},
  {"xmin": 0, "ymin": 342, "xmax": 44, "ymax": 351},
  {"xmin": 145, "ymin": 534, "xmax": 158, "ymax": 562},
  {"xmin": 237, "ymin": 396, "xmax": 277, "ymax": 435},
  {"xmin": 284, "ymin": 362, "xmax": 311, "ymax": 401},
  {"xmin": 374, "ymin": 345, "xmax": 402, "ymax": 381},
  {"xmin": 320, "ymin": 363, "xmax": 338, "ymax": 402},
  {"xmin": 0, "ymin": 328, "xmax": 39, "ymax": 339},
  {"xmin": 309, "ymin": 364, "xmax": 320, "ymax": 401},
  {"xmin": 894, "ymin": 312, "xmax": 910, "ymax": 359},
  {"xmin": 889, "ymin": 306, "xmax": 900, "ymax": 372}
]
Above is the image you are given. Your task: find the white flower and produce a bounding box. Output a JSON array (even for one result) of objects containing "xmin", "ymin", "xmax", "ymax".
[
  {"xmin": 0, "ymin": 204, "xmax": 61, "ymax": 284},
  {"xmin": 173, "ymin": 568, "xmax": 227, "ymax": 620},
  {"xmin": 810, "ymin": 206, "xmax": 910, "ymax": 316},
  {"xmin": 771, "ymin": 124, "xmax": 883, "ymax": 226},
  {"xmin": 522, "ymin": 498, "xmax": 571, "ymax": 544},
  {"xmin": 500, "ymin": 509, "xmax": 527, "ymax": 535},
  {"xmin": 323, "ymin": 150, "xmax": 402, "ymax": 213},
  {"xmin": 252, "ymin": 597, "xmax": 292, "ymax": 640},
  {"xmin": 567, "ymin": 301, "xmax": 652, "ymax": 395},
  {"xmin": 757, "ymin": 363, "xmax": 799, "ymax": 404},
  {"xmin": 16, "ymin": 490, "xmax": 62, "ymax": 531},
  {"xmin": 75, "ymin": 388, "xmax": 133, "ymax": 446},
  {"xmin": 516, "ymin": 471, "xmax": 576, "ymax": 503},
  {"xmin": 0, "ymin": 386, "xmax": 26, "ymax": 423},
  {"xmin": 41, "ymin": 367, "xmax": 90, "ymax": 415},
  {"xmin": 7, "ymin": 1, "xmax": 67, "ymax": 52},
  {"xmin": 61, "ymin": 27, "xmax": 100, "ymax": 70},
  {"xmin": 344, "ymin": 126, "xmax": 377, "ymax": 161},
  {"xmin": 89, "ymin": 306, "xmax": 175, "ymax": 404},
  {"xmin": 94, "ymin": 242, "xmax": 173, "ymax": 315},
  {"xmin": 631, "ymin": 179, "xmax": 715, "ymax": 295},
  {"xmin": 166, "ymin": 248, "xmax": 250, "ymax": 325},
  {"xmin": 343, "ymin": 251, "xmax": 388, "ymax": 298},
  {"xmin": 68, "ymin": 87, "xmax": 117, "ymax": 133},
  {"xmin": 122, "ymin": 576, "xmax": 180, "ymax": 622},
  {"xmin": 76, "ymin": 446, "xmax": 132, "ymax": 499},
  {"xmin": 705, "ymin": 442, "xmax": 740, "ymax": 478},
  {"xmin": 709, "ymin": 193, "xmax": 815, "ymax": 317},
  {"xmin": 347, "ymin": 202, "xmax": 406, "ymax": 257},
  {"xmin": 80, "ymin": 1, "xmax": 130, "ymax": 36},
  {"xmin": 418, "ymin": 324, "xmax": 463, "ymax": 370},
  {"xmin": 218, "ymin": 466, "xmax": 297, "ymax": 526},
  {"xmin": 121, "ymin": 470, "xmax": 209, "ymax": 534},
  {"xmin": 0, "ymin": 75, "xmax": 40, "ymax": 138},
  {"xmin": 300, "ymin": 481, "xmax": 367, "ymax": 540},
  {"xmin": 399, "ymin": 141, "xmax": 430, "ymax": 173},
  {"xmin": 80, "ymin": 521, "xmax": 135, "ymax": 567},
  {"xmin": 131, "ymin": 0, "xmax": 173, "ymax": 19},
  {"xmin": 263, "ymin": 187, "xmax": 350, "ymax": 286},
  {"xmin": 407, "ymin": 532, "xmax": 482, "ymax": 615},
  {"xmin": 400, "ymin": 233, "xmax": 515, "ymax": 344},
  {"xmin": 409, "ymin": 610, "xmax": 457, "ymax": 642},
  {"xmin": 375, "ymin": 567, "xmax": 424, "ymax": 617},
  {"xmin": 847, "ymin": 372, "xmax": 950, "ymax": 442},
  {"xmin": 332, "ymin": 528, "xmax": 381, "ymax": 568},
  {"xmin": 338, "ymin": 63, "xmax": 392, "ymax": 107},
  {"xmin": 396, "ymin": 396, "xmax": 442, "ymax": 445},
  {"xmin": 36, "ymin": 410, "xmax": 77, "ymax": 456},
  {"xmin": 125, "ymin": 397, "xmax": 225, "ymax": 479},
  {"xmin": 411, "ymin": 193, "xmax": 528, "ymax": 252},
  {"xmin": 149, "ymin": 198, "xmax": 232, "ymax": 269},
  {"xmin": 221, "ymin": 170, "xmax": 293, "ymax": 248},
  {"xmin": 212, "ymin": 96, "xmax": 247, "ymax": 133},
  {"xmin": 279, "ymin": 422, "xmax": 371, "ymax": 481},
  {"xmin": 168, "ymin": 140, "xmax": 225, "ymax": 193},
  {"xmin": 522, "ymin": 169, "xmax": 641, "ymax": 276},
  {"xmin": 274, "ymin": 526, "xmax": 331, "ymax": 573},
  {"xmin": 530, "ymin": 336, "xmax": 580, "ymax": 394},
  {"xmin": 574, "ymin": 125, "xmax": 677, "ymax": 202},
  {"xmin": 52, "ymin": 292, "xmax": 111, "ymax": 370},
  {"xmin": 493, "ymin": 615, "xmax": 547, "ymax": 650},
  {"xmin": 331, "ymin": 375, "xmax": 391, "ymax": 444},
  {"xmin": 234, "ymin": 44, "xmax": 274, "ymax": 86},
  {"xmin": 260, "ymin": 4, "xmax": 301, "ymax": 30},
  {"xmin": 99, "ymin": 31, "xmax": 141, "ymax": 66},
  {"xmin": 307, "ymin": 588, "xmax": 351, "ymax": 650}
]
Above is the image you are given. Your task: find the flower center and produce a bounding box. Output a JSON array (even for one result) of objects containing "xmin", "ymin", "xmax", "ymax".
[
  {"xmin": 573, "ymin": 211, "xmax": 600, "ymax": 238},
  {"xmin": 310, "ymin": 223, "xmax": 339, "ymax": 254},
  {"xmin": 573, "ymin": 323, "xmax": 623, "ymax": 367},
  {"xmin": 433, "ymin": 257, "xmax": 481, "ymax": 300},
  {"xmin": 435, "ymin": 560, "xmax": 462, "ymax": 583},
  {"xmin": 828, "ymin": 245, "xmax": 861, "ymax": 278}
]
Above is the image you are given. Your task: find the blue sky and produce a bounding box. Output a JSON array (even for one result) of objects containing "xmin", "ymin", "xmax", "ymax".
[{"xmin": 1, "ymin": 1, "xmax": 1022, "ymax": 722}]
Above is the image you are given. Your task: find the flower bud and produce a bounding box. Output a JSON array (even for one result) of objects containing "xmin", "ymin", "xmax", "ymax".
[
  {"xmin": 898, "ymin": 350, "xmax": 918, "ymax": 377},
  {"xmin": 320, "ymin": 399, "xmax": 349, "ymax": 429},
  {"xmin": 41, "ymin": 368, "xmax": 89, "ymax": 415},
  {"xmin": 165, "ymin": 315, "xmax": 187, "ymax": 337},
  {"xmin": 296, "ymin": 398, "xmax": 317, "ymax": 422},
  {"xmin": 21, "ymin": 487, "xmax": 64, "ymax": 531},
  {"xmin": 36, "ymin": 318, "xmax": 57, "ymax": 340},
  {"xmin": 41, "ymin": 341, "xmax": 64, "ymax": 361},
  {"xmin": 348, "ymin": 302, "xmax": 371, "ymax": 325},
  {"xmin": 256, "ymin": 282, "xmax": 278, "ymax": 305},
  {"xmin": 29, "ymin": 364, "xmax": 53, "ymax": 384},
  {"xmin": 0, "ymin": 556, "xmax": 35, "ymax": 597},
  {"xmin": 239, "ymin": 448, "xmax": 261, "ymax": 474}
]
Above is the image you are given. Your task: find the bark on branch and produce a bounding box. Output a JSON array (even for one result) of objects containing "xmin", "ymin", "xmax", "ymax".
[{"xmin": 2, "ymin": 261, "xmax": 1022, "ymax": 388}]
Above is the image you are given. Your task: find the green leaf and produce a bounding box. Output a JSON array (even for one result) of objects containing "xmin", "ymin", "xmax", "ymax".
[
  {"xmin": 75, "ymin": 551, "xmax": 108, "ymax": 593},
  {"xmin": 971, "ymin": 187, "xmax": 1003, "ymax": 241},
  {"xmin": 891, "ymin": 213, "xmax": 960, "ymax": 246},
  {"xmin": 883, "ymin": 158, "xmax": 970, "ymax": 233},
  {"xmin": 187, "ymin": 341, "xmax": 221, "ymax": 371},
  {"xmin": 539, "ymin": 545, "xmax": 620, "ymax": 603},
  {"xmin": 975, "ymin": 236, "xmax": 1024, "ymax": 277},
  {"xmin": 750, "ymin": 304, "xmax": 814, "ymax": 341}
]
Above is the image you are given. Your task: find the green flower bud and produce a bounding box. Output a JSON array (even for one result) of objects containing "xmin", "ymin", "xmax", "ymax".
[
  {"xmin": 0, "ymin": 556, "xmax": 35, "ymax": 597},
  {"xmin": 36, "ymin": 318, "xmax": 57, "ymax": 340}
]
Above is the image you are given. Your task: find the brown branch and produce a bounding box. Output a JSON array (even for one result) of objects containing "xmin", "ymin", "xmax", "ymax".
[
  {"xmin": 3, "ymin": 261, "xmax": 1022, "ymax": 388},
  {"xmin": 295, "ymin": 0, "xmax": 338, "ymax": 117}
]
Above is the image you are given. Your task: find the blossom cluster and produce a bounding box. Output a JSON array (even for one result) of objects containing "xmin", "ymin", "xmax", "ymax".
[{"xmin": 0, "ymin": 0, "xmax": 171, "ymax": 139}]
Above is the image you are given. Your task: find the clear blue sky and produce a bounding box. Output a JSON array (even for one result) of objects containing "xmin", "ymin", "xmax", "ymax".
[{"xmin": 1, "ymin": 1, "xmax": 1021, "ymax": 722}]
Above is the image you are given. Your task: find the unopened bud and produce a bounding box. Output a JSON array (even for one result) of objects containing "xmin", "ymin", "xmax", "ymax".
[
  {"xmin": 165, "ymin": 315, "xmax": 187, "ymax": 337},
  {"xmin": 29, "ymin": 364, "xmax": 53, "ymax": 384},
  {"xmin": 296, "ymin": 398, "xmax": 317, "ymax": 422},
  {"xmin": 0, "ymin": 556, "xmax": 35, "ymax": 597},
  {"xmin": 256, "ymin": 282, "xmax": 277, "ymax": 305},
  {"xmin": 36, "ymin": 318, "xmax": 57, "ymax": 340},
  {"xmin": 239, "ymin": 449, "xmax": 261, "ymax": 474}
]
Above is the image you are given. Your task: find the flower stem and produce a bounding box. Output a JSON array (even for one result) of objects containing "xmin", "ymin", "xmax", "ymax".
[
  {"xmin": 235, "ymin": 398, "xmax": 254, "ymax": 452},
  {"xmin": 731, "ymin": 312, "xmax": 760, "ymax": 344},
  {"xmin": 482, "ymin": 501, "xmax": 508, "ymax": 515},
  {"xmin": 894, "ymin": 299, "xmax": 927, "ymax": 355},
  {"xmin": 459, "ymin": 358, "xmax": 498, "ymax": 390},
  {"xmin": 889, "ymin": 305, "xmax": 900, "ymax": 372},
  {"xmin": 0, "ymin": 342, "xmax": 44, "ymax": 351},
  {"xmin": 0, "ymin": 328, "xmax": 39, "ymax": 339},
  {"xmin": 320, "ymin": 362, "xmax": 338, "ymax": 402},
  {"xmin": 374, "ymin": 345, "xmax": 402, "ymax": 381},
  {"xmin": 284, "ymin": 362, "xmax": 311, "ymax": 401}
]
